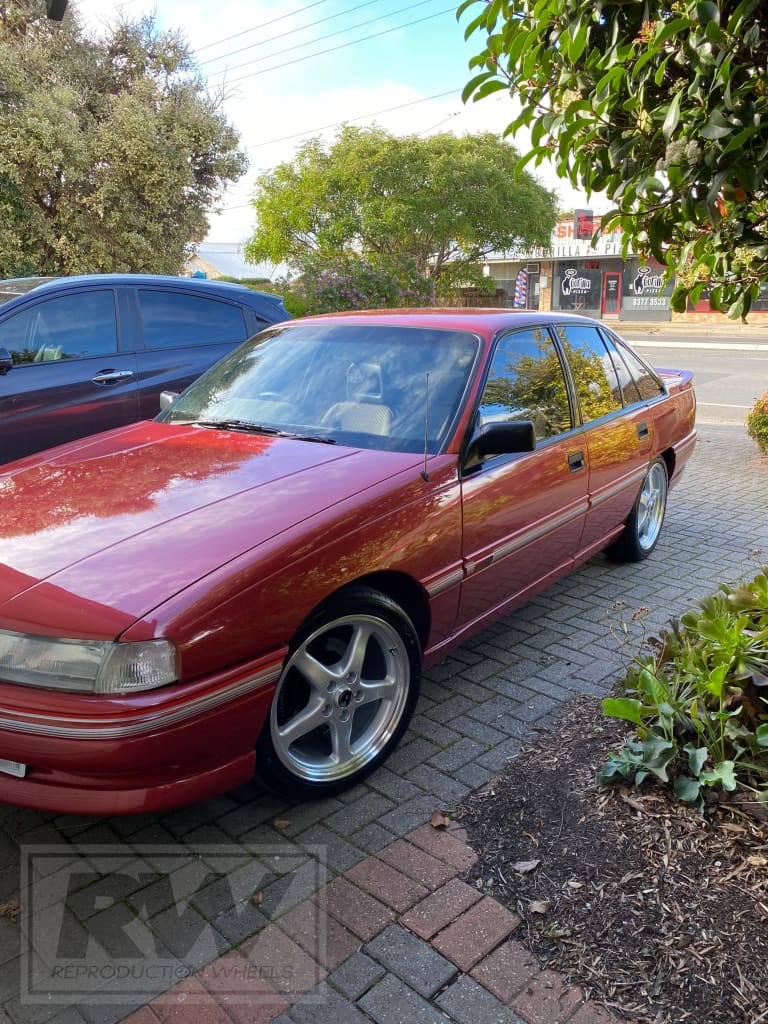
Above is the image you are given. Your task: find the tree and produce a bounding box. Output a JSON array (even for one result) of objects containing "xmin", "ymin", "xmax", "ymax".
[
  {"xmin": 245, "ymin": 126, "xmax": 558, "ymax": 296},
  {"xmin": 460, "ymin": 0, "xmax": 768, "ymax": 318},
  {"xmin": 0, "ymin": 0, "xmax": 246, "ymax": 277}
]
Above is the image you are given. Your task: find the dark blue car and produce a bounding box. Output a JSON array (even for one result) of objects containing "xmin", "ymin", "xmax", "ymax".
[{"xmin": 0, "ymin": 274, "xmax": 289, "ymax": 464}]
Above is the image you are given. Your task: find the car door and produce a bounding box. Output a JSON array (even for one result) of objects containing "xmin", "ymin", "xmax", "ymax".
[
  {"xmin": 0, "ymin": 288, "xmax": 139, "ymax": 464},
  {"xmin": 458, "ymin": 326, "xmax": 589, "ymax": 628},
  {"xmin": 552, "ymin": 323, "xmax": 655, "ymax": 556},
  {"xmin": 133, "ymin": 288, "xmax": 252, "ymax": 419}
]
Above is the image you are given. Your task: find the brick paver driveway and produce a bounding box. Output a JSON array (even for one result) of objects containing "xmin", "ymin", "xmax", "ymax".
[{"xmin": 0, "ymin": 422, "xmax": 766, "ymax": 1024}]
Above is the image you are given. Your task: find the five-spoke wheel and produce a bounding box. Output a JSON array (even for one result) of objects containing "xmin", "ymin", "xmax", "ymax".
[
  {"xmin": 609, "ymin": 457, "xmax": 668, "ymax": 561},
  {"xmin": 257, "ymin": 587, "xmax": 421, "ymax": 798}
]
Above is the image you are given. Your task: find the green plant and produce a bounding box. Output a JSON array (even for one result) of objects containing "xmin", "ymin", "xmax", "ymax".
[
  {"xmin": 288, "ymin": 254, "xmax": 434, "ymax": 315},
  {"xmin": 460, "ymin": 0, "xmax": 768, "ymax": 318},
  {"xmin": 746, "ymin": 391, "xmax": 768, "ymax": 454},
  {"xmin": 599, "ymin": 569, "xmax": 768, "ymax": 813}
]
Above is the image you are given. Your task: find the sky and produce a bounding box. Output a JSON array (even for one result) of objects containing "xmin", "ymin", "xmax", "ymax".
[{"xmin": 73, "ymin": 0, "xmax": 592, "ymax": 249}]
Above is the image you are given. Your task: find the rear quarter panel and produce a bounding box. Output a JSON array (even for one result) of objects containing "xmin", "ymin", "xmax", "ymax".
[{"xmin": 653, "ymin": 369, "xmax": 697, "ymax": 484}]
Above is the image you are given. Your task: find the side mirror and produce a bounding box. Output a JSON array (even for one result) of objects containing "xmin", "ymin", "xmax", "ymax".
[
  {"xmin": 470, "ymin": 420, "xmax": 536, "ymax": 459},
  {"xmin": 0, "ymin": 348, "xmax": 12, "ymax": 376},
  {"xmin": 159, "ymin": 390, "xmax": 179, "ymax": 412}
]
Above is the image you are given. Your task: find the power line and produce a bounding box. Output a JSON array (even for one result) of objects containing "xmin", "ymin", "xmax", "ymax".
[
  {"xmin": 196, "ymin": 0, "xmax": 333, "ymax": 53},
  {"xmin": 206, "ymin": 0, "xmax": 442, "ymax": 79},
  {"xmin": 217, "ymin": 7, "xmax": 456, "ymax": 88},
  {"xmin": 243, "ymin": 87, "xmax": 462, "ymax": 151},
  {"xmin": 214, "ymin": 90, "xmax": 482, "ymax": 212},
  {"xmin": 199, "ymin": 0, "xmax": 381, "ymax": 68}
]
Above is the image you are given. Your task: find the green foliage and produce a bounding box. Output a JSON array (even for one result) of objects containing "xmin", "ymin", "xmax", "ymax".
[
  {"xmin": 460, "ymin": 0, "xmax": 768, "ymax": 318},
  {"xmin": 599, "ymin": 569, "xmax": 768, "ymax": 812},
  {"xmin": 0, "ymin": 1, "xmax": 246, "ymax": 276},
  {"xmin": 746, "ymin": 391, "xmax": 768, "ymax": 454},
  {"xmin": 289, "ymin": 254, "xmax": 434, "ymax": 315},
  {"xmin": 245, "ymin": 126, "xmax": 558, "ymax": 295},
  {"xmin": 214, "ymin": 276, "xmax": 272, "ymax": 290}
]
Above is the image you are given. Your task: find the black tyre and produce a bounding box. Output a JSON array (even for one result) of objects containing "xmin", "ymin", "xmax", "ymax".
[
  {"xmin": 608, "ymin": 457, "xmax": 668, "ymax": 562},
  {"xmin": 256, "ymin": 586, "xmax": 422, "ymax": 799}
]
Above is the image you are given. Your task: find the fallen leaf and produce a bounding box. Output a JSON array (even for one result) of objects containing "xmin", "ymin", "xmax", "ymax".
[
  {"xmin": 272, "ymin": 819, "xmax": 291, "ymax": 830},
  {"xmin": 430, "ymin": 810, "xmax": 450, "ymax": 829},
  {"xmin": 747, "ymin": 855, "xmax": 768, "ymax": 867},
  {"xmin": 512, "ymin": 858, "xmax": 541, "ymax": 874},
  {"xmin": 529, "ymin": 900, "xmax": 553, "ymax": 915},
  {"xmin": 566, "ymin": 879, "xmax": 583, "ymax": 890},
  {"xmin": 251, "ymin": 891, "xmax": 264, "ymax": 907},
  {"xmin": 718, "ymin": 822, "xmax": 748, "ymax": 834},
  {"xmin": 619, "ymin": 789, "xmax": 648, "ymax": 813},
  {"xmin": 0, "ymin": 898, "xmax": 21, "ymax": 921}
]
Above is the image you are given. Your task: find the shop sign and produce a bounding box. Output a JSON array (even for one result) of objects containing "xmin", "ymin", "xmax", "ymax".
[
  {"xmin": 561, "ymin": 268, "xmax": 592, "ymax": 297},
  {"xmin": 626, "ymin": 265, "xmax": 670, "ymax": 310}
]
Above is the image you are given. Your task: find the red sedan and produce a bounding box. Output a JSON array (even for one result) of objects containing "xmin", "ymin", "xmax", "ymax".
[{"xmin": 0, "ymin": 310, "xmax": 696, "ymax": 814}]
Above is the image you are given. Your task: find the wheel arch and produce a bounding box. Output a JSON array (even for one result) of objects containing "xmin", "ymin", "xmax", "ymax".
[
  {"xmin": 660, "ymin": 446, "xmax": 675, "ymax": 481},
  {"xmin": 314, "ymin": 570, "xmax": 431, "ymax": 651}
]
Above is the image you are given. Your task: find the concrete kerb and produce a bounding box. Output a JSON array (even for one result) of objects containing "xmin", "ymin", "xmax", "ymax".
[{"xmin": 614, "ymin": 316, "xmax": 768, "ymax": 337}]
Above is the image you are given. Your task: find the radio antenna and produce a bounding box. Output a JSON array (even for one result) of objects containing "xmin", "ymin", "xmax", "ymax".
[{"xmin": 421, "ymin": 372, "xmax": 430, "ymax": 482}]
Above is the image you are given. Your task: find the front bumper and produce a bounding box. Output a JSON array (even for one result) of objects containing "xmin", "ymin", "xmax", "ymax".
[{"xmin": 0, "ymin": 652, "xmax": 283, "ymax": 815}]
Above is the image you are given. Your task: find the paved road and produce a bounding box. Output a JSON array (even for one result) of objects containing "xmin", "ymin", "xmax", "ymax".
[
  {"xmin": 619, "ymin": 323, "xmax": 768, "ymax": 426},
  {"xmin": 0, "ymin": 421, "xmax": 766, "ymax": 1024}
]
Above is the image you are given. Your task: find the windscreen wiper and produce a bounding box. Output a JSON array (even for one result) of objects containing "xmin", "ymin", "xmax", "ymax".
[{"xmin": 193, "ymin": 420, "xmax": 336, "ymax": 443}]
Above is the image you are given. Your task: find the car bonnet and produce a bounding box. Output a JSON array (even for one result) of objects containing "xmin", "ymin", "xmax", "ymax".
[{"xmin": 0, "ymin": 421, "xmax": 420, "ymax": 637}]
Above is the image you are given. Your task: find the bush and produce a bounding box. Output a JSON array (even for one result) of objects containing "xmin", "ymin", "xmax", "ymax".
[
  {"xmin": 292, "ymin": 255, "xmax": 434, "ymax": 315},
  {"xmin": 746, "ymin": 391, "xmax": 768, "ymax": 454},
  {"xmin": 599, "ymin": 569, "xmax": 768, "ymax": 813}
]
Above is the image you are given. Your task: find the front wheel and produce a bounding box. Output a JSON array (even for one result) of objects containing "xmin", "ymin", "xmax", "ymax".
[
  {"xmin": 608, "ymin": 457, "xmax": 668, "ymax": 562},
  {"xmin": 256, "ymin": 587, "xmax": 421, "ymax": 799}
]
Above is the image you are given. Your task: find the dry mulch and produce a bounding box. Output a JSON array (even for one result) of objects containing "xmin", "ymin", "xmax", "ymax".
[{"xmin": 455, "ymin": 696, "xmax": 768, "ymax": 1024}]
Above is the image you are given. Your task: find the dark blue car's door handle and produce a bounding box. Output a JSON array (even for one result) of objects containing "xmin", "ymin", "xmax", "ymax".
[{"xmin": 91, "ymin": 369, "xmax": 135, "ymax": 385}]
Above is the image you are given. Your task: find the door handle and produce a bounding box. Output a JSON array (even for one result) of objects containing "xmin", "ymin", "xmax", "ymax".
[
  {"xmin": 636, "ymin": 421, "xmax": 649, "ymax": 440},
  {"xmin": 568, "ymin": 450, "xmax": 585, "ymax": 472},
  {"xmin": 91, "ymin": 370, "xmax": 135, "ymax": 385}
]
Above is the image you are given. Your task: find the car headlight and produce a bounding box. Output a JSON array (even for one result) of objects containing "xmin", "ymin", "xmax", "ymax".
[{"xmin": 0, "ymin": 631, "xmax": 179, "ymax": 694}]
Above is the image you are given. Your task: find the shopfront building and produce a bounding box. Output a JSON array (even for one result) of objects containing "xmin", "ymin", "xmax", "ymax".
[{"xmin": 483, "ymin": 215, "xmax": 674, "ymax": 322}]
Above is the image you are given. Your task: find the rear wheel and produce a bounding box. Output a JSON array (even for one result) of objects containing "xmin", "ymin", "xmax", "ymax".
[
  {"xmin": 256, "ymin": 587, "xmax": 421, "ymax": 799},
  {"xmin": 608, "ymin": 457, "xmax": 668, "ymax": 562}
]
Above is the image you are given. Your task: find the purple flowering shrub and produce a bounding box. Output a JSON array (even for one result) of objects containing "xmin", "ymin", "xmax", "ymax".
[{"xmin": 291, "ymin": 255, "xmax": 435, "ymax": 314}]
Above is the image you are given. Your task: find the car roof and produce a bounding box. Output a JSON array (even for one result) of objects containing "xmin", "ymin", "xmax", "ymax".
[
  {"xmin": 289, "ymin": 307, "xmax": 614, "ymax": 337},
  {"xmin": 0, "ymin": 274, "xmax": 286, "ymax": 312}
]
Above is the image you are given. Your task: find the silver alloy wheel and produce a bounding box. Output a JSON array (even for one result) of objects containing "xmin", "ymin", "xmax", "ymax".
[
  {"xmin": 636, "ymin": 460, "xmax": 667, "ymax": 551},
  {"xmin": 270, "ymin": 612, "xmax": 411, "ymax": 783}
]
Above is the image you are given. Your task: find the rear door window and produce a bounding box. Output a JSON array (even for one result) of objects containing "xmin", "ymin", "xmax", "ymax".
[
  {"xmin": 137, "ymin": 290, "xmax": 248, "ymax": 349},
  {"xmin": 554, "ymin": 324, "xmax": 623, "ymax": 423}
]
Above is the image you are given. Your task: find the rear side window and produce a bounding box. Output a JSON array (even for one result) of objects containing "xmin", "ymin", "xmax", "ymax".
[
  {"xmin": 138, "ymin": 290, "xmax": 248, "ymax": 349},
  {"xmin": 611, "ymin": 337, "xmax": 665, "ymax": 400},
  {"xmin": 0, "ymin": 290, "xmax": 117, "ymax": 364}
]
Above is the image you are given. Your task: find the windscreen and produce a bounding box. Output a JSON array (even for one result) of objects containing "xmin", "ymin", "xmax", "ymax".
[{"xmin": 158, "ymin": 321, "xmax": 480, "ymax": 454}]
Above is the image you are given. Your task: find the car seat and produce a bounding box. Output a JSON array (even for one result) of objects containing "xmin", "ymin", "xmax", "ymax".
[{"xmin": 321, "ymin": 362, "xmax": 394, "ymax": 435}]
